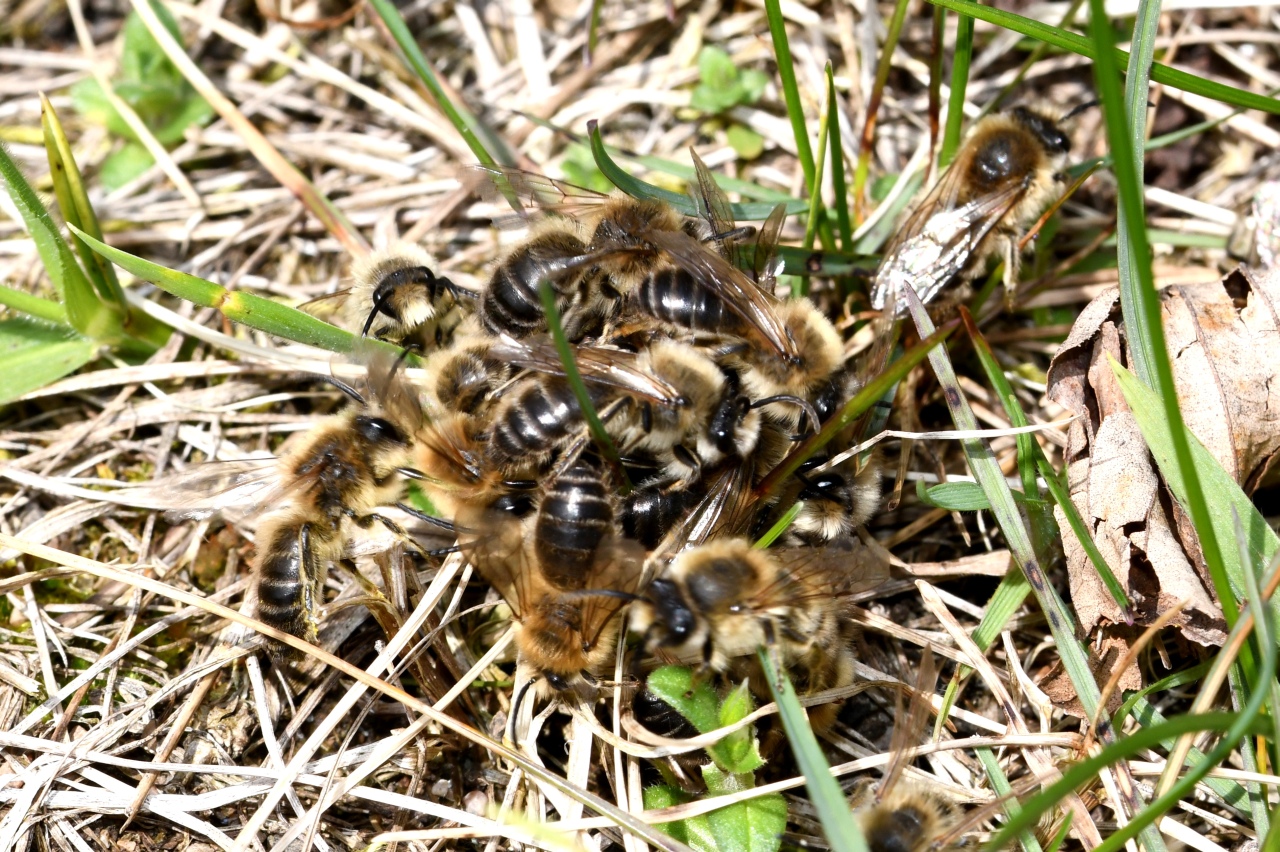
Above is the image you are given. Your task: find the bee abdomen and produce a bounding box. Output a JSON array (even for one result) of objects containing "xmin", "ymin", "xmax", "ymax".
[
  {"xmin": 634, "ymin": 268, "xmax": 743, "ymax": 335},
  {"xmin": 256, "ymin": 521, "xmax": 336, "ymax": 645},
  {"xmin": 535, "ymin": 463, "xmax": 614, "ymax": 588},
  {"xmin": 620, "ymin": 478, "xmax": 705, "ymax": 550},
  {"xmin": 481, "ymin": 233, "xmax": 588, "ymax": 337},
  {"xmin": 490, "ymin": 380, "xmax": 581, "ymax": 462}
]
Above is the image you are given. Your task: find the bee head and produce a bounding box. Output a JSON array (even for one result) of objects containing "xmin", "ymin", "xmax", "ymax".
[{"xmin": 1011, "ymin": 106, "xmax": 1071, "ymax": 154}]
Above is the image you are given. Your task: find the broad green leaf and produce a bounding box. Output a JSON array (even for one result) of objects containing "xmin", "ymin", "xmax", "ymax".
[
  {"xmin": 702, "ymin": 769, "xmax": 786, "ymax": 852},
  {"xmin": 101, "ymin": 143, "xmax": 155, "ymax": 192},
  {"xmin": 0, "ymin": 319, "xmax": 96, "ymax": 403},
  {"xmin": 916, "ymin": 480, "xmax": 1025, "ymax": 511},
  {"xmin": 644, "ymin": 784, "xmax": 692, "ymax": 844},
  {"xmin": 0, "ymin": 143, "xmax": 113, "ymax": 340}
]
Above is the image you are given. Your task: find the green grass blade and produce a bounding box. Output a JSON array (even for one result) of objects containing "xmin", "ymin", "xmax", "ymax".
[
  {"xmin": 1110, "ymin": 360, "xmax": 1280, "ymax": 634},
  {"xmin": 366, "ymin": 0, "xmax": 509, "ymax": 167},
  {"xmin": 69, "ymin": 225, "xmax": 364, "ymax": 353},
  {"xmin": 1088, "ymin": 561, "xmax": 1278, "ymax": 852},
  {"xmin": 924, "ymin": 0, "xmax": 1280, "ymax": 115},
  {"xmin": 588, "ymin": 122, "xmax": 808, "ymax": 220},
  {"xmin": 825, "ymin": 68, "xmax": 853, "ymax": 252},
  {"xmin": 0, "ymin": 285, "xmax": 69, "ymax": 325},
  {"xmin": 984, "ymin": 712, "xmax": 1271, "ymax": 850},
  {"xmin": 762, "ymin": 0, "xmax": 833, "ymax": 249},
  {"xmin": 975, "ymin": 747, "xmax": 1042, "ymax": 852},
  {"xmin": 0, "ymin": 318, "xmax": 96, "ymax": 404},
  {"xmin": 1128, "ymin": 696, "xmax": 1248, "ymax": 806},
  {"xmin": 537, "ymin": 279, "xmax": 628, "ymax": 488},
  {"xmin": 960, "ymin": 311, "xmax": 1130, "ymax": 613},
  {"xmin": 940, "ymin": 12, "xmax": 974, "ymax": 167},
  {"xmin": 40, "ymin": 95, "xmax": 125, "ymax": 311},
  {"xmin": 753, "ymin": 502, "xmax": 803, "ymax": 549},
  {"xmin": 763, "ymin": 0, "xmax": 815, "ymax": 195},
  {"xmin": 753, "ymin": 321, "xmax": 957, "ymax": 499},
  {"xmin": 903, "ymin": 295, "xmax": 1109, "ymax": 731},
  {"xmin": 0, "ymin": 143, "xmax": 113, "ymax": 341},
  {"xmin": 757, "ymin": 650, "xmax": 867, "ymax": 852}
]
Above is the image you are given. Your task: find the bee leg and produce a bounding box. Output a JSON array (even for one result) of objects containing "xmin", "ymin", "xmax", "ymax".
[
  {"xmin": 298, "ymin": 523, "xmax": 322, "ymax": 644},
  {"xmin": 351, "ymin": 510, "xmax": 440, "ymax": 562},
  {"xmin": 1001, "ymin": 233, "xmax": 1021, "ymax": 312}
]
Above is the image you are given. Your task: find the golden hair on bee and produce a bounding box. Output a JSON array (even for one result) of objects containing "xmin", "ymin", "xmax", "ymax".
[{"xmin": 348, "ymin": 243, "xmax": 468, "ymax": 344}]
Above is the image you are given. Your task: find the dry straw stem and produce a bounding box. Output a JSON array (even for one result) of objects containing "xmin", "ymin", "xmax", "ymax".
[{"xmin": 0, "ymin": 534, "xmax": 690, "ymax": 852}]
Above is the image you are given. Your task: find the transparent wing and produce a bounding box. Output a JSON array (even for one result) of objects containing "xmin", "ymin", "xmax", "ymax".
[
  {"xmin": 455, "ymin": 506, "xmax": 537, "ymax": 619},
  {"xmin": 651, "ymin": 460, "xmax": 758, "ymax": 560},
  {"xmin": 645, "ymin": 228, "xmax": 797, "ymax": 360},
  {"xmin": 762, "ymin": 535, "xmax": 890, "ymax": 603},
  {"xmin": 487, "ymin": 336, "xmax": 684, "ymax": 407},
  {"xmin": 295, "ymin": 288, "xmax": 353, "ymax": 323},
  {"xmin": 575, "ymin": 535, "xmax": 648, "ymax": 646},
  {"xmin": 752, "ymin": 203, "xmax": 787, "ymax": 291},
  {"xmin": 467, "ymin": 165, "xmax": 613, "ymax": 218},
  {"xmin": 354, "ymin": 343, "xmax": 425, "ymax": 434},
  {"xmin": 871, "ymin": 182, "xmax": 1026, "ymax": 314},
  {"xmin": 153, "ymin": 458, "xmax": 284, "ymax": 521},
  {"xmin": 689, "ymin": 151, "xmax": 750, "ymax": 269}
]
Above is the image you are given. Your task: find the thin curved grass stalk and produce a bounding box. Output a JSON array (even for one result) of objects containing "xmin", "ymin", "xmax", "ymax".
[
  {"xmin": 366, "ymin": 0, "xmax": 512, "ymax": 169},
  {"xmin": 69, "ymin": 226, "xmax": 391, "ymax": 355},
  {"xmin": 757, "ymin": 649, "xmax": 869, "ymax": 852},
  {"xmin": 924, "ymin": 0, "xmax": 1280, "ymax": 116},
  {"xmin": 854, "ymin": 0, "xmax": 911, "ymax": 224}
]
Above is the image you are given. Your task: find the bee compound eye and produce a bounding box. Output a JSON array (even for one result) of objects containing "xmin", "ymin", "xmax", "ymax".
[
  {"xmin": 543, "ymin": 672, "xmax": 572, "ymax": 692},
  {"xmin": 355, "ymin": 416, "xmax": 405, "ymax": 446}
]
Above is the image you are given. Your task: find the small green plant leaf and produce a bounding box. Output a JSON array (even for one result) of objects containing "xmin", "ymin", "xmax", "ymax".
[
  {"xmin": 713, "ymin": 682, "xmax": 764, "ymax": 774},
  {"xmin": 0, "ymin": 285, "xmax": 68, "ymax": 325},
  {"xmin": 646, "ymin": 666, "xmax": 722, "ymax": 735},
  {"xmin": 70, "ymin": 2, "xmax": 212, "ymax": 178},
  {"xmin": 915, "ymin": 479, "xmax": 1039, "ymax": 511},
  {"xmin": 701, "ymin": 769, "xmax": 786, "ymax": 852},
  {"xmin": 726, "ymin": 125, "xmax": 765, "ymax": 160},
  {"xmin": 100, "ymin": 142, "xmax": 156, "ymax": 191},
  {"xmin": 692, "ymin": 47, "xmax": 741, "ymax": 113},
  {"xmin": 0, "ymin": 319, "xmax": 97, "ymax": 404},
  {"xmin": 644, "ymin": 784, "xmax": 693, "ymax": 844}
]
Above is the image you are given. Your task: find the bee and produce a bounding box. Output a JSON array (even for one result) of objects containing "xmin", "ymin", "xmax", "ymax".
[
  {"xmin": 619, "ymin": 472, "xmax": 709, "ymax": 550},
  {"xmin": 850, "ymin": 649, "xmax": 964, "ymax": 852},
  {"xmin": 783, "ymin": 451, "xmax": 884, "ymax": 547},
  {"xmin": 349, "ymin": 243, "xmax": 473, "ymax": 345},
  {"xmin": 411, "ymin": 410, "xmax": 537, "ymax": 521},
  {"xmin": 455, "ymin": 498, "xmax": 645, "ymax": 700},
  {"xmin": 479, "ymin": 220, "xmax": 604, "ymax": 341},
  {"xmin": 303, "ymin": 244, "xmax": 473, "ymax": 348},
  {"xmin": 471, "ymin": 161, "xmax": 797, "ymax": 360},
  {"xmin": 632, "ymin": 536, "xmax": 888, "ymax": 677},
  {"xmin": 161, "ymin": 357, "xmax": 427, "ymax": 653},
  {"xmin": 871, "ymin": 106, "xmax": 1073, "ymax": 315}
]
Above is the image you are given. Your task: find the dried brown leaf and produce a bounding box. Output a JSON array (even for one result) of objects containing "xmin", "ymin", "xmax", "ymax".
[{"xmin": 1044, "ymin": 267, "xmax": 1280, "ymax": 657}]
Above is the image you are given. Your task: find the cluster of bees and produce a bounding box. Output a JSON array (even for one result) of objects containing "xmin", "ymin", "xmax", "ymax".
[{"xmin": 168, "ymin": 104, "xmax": 1076, "ymax": 850}]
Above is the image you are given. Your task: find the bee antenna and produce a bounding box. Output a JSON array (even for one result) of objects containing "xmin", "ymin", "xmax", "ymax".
[
  {"xmin": 309, "ymin": 374, "xmax": 366, "ymax": 405},
  {"xmin": 1062, "ymin": 99, "xmax": 1101, "ymax": 120},
  {"xmin": 566, "ymin": 589, "xmax": 643, "ymax": 604},
  {"xmin": 750, "ymin": 394, "xmax": 822, "ymax": 435},
  {"xmin": 394, "ymin": 502, "xmax": 455, "ymax": 531},
  {"xmin": 508, "ymin": 676, "xmax": 538, "ymax": 743}
]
